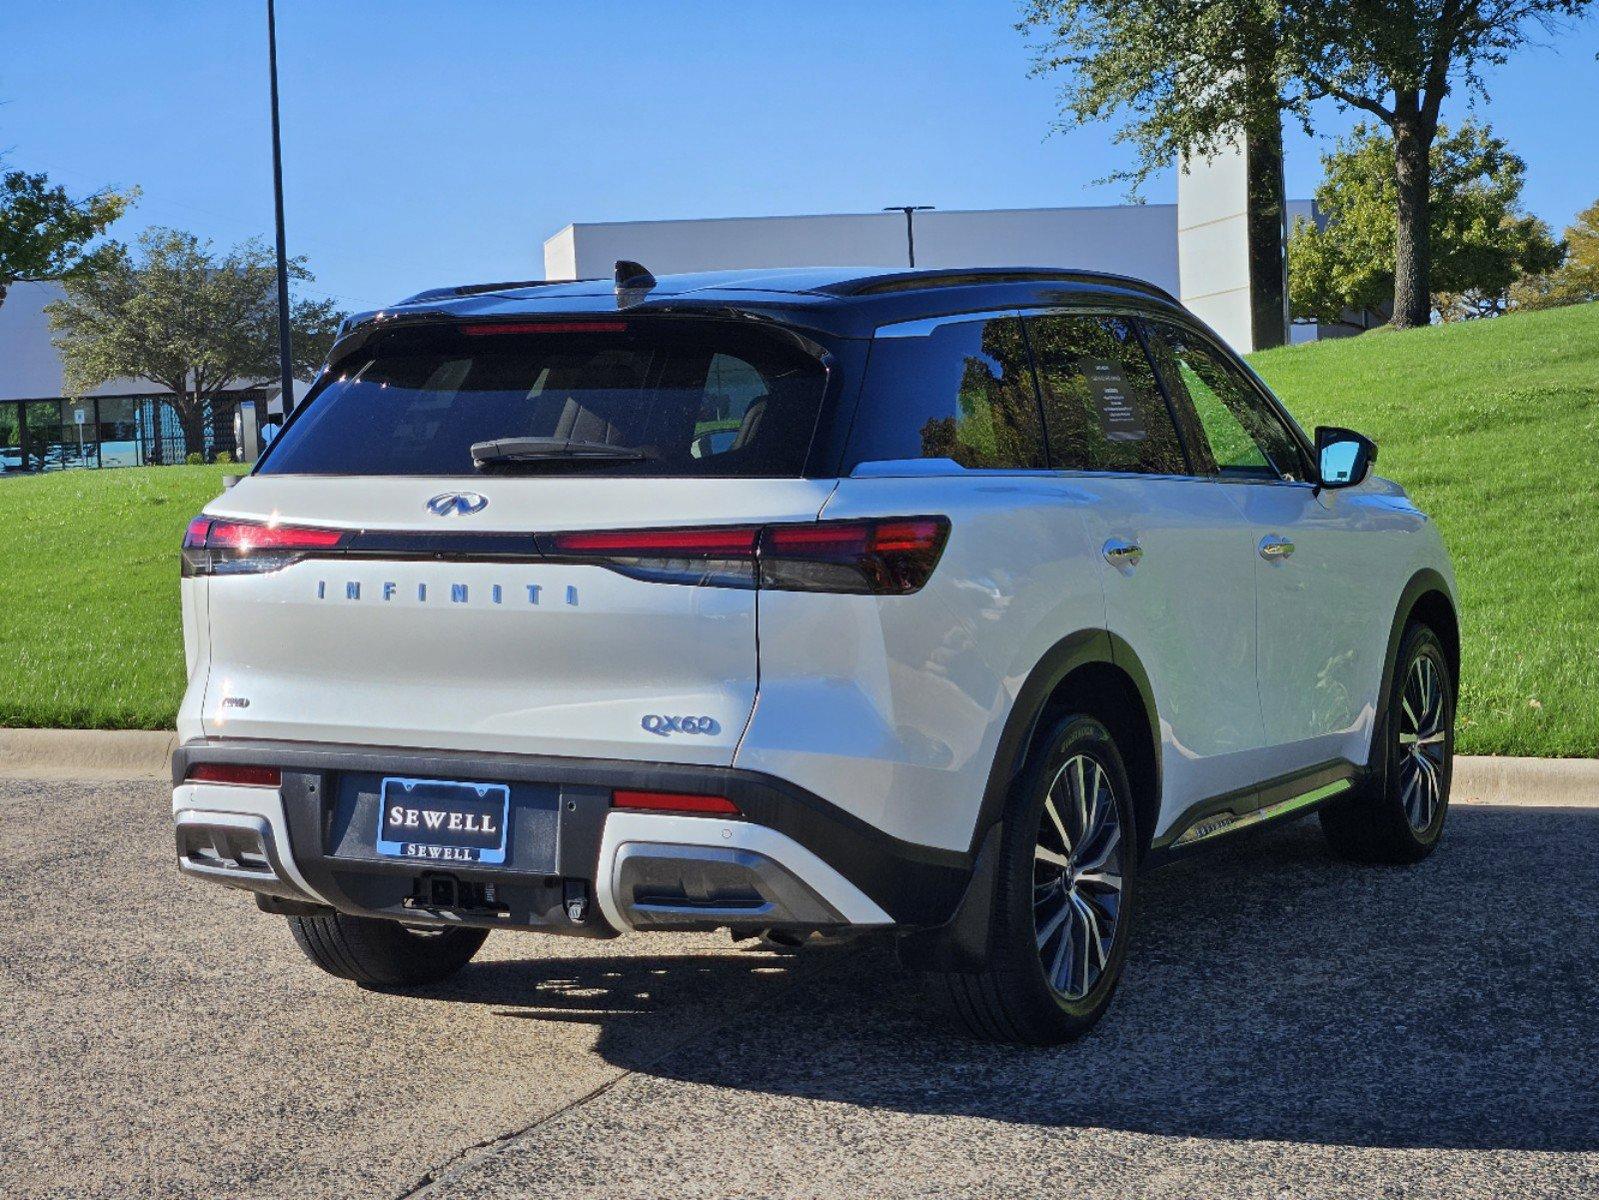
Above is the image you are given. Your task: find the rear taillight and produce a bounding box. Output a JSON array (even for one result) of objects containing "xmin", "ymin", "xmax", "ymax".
[
  {"xmin": 179, "ymin": 510, "xmax": 949, "ymax": 593},
  {"xmin": 186, "ymin": 763, "xmax": 283, "ymax": 787},
  {"xmin": 181, "ymin": 516, "xmax": 348, "ymax": 577},
  {"xmin": 542, "ymin": 516, "xmax": 949, "ymax": 594},
  {"xmin": 759, "ymin": 517, "xmax": 949, "ymax": 595},
  {"xmin": 539, "ymin": 525, "xmax": 762, "ymax": 589},
  {"xmin": 611, "ymin": 789, "xmax": 741, "ymax": 816}
]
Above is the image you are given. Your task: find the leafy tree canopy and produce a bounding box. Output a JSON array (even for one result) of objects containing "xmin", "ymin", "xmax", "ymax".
[
  {"xmin": 1511, "ymin": 199, "xmax": 1599, "ymax": 311},
  {"xmin": 0, "ymin": 167, "xmax": 137, "ymax": 309},
  {"xmin": 1020, "ymin": 0, "xmax": 1288, "ymax": 193},
  {"xmin": 1022, "ymin": 0, "xmax": 1595, "ymax": 327},
  {"xmin": 1288, "ymin": 121, "xmax": 1564, "ymax": 324},
  {"xmin": 46, "ymin": 227, "xmax": 345, "ymax": 455}
]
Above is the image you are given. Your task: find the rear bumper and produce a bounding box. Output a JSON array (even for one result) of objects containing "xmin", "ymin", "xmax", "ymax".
[{"xmin": 171, "ymin": 739, "xmax": 972, "ymax": 933}]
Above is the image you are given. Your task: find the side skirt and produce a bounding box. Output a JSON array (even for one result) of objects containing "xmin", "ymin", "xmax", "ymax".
[{"xmin": 1145, "ymin": 760, "xmax": 1359, "ymax": 868}]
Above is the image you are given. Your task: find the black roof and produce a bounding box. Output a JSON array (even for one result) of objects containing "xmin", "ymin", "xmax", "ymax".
[{"xmin": 336, "ymin": 266, "xmax": 1187, "ymax": 354}]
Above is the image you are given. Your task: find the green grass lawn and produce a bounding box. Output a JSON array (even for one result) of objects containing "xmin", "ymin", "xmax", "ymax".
[
  {"xmin": 1, "ymin": 302, "xmax": 1595, "ymax": 754},
  {"xmin": 1251, "ymin": 301, "xmax": 1599, "ymax": 758},
  {"xmin": 0, "ymin": 463, "xmax": 233, "ymax": 730}
]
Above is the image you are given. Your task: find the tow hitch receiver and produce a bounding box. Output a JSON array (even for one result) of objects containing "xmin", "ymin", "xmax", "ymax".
[{"xmin": 403, "ymin": 873, "xmax": 509, "ymax": 918}]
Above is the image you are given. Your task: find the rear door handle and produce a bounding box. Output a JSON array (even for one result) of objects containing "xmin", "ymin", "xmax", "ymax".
[
  {"xmin": 1259, "ymin": 535, "xmax": 1295, "ymax": 561},
  {"xmin": 1103, "ymin": 538, "xmax": 1143, "ymax": 568}
]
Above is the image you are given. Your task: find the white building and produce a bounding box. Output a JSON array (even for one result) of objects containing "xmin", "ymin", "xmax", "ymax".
[
  {"xmin": 0, "ymin": 281, "xmax": 282, "ymax": 473},
  {"xmin": 544, "ymin": 164, "xmax": 1323, "ymax": 355}
]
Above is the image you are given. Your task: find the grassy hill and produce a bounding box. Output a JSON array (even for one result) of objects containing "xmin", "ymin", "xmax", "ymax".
[
  {"xmin": 0, "ymin": 301, "xmax": 1594, "ymax": 755},
  {"xmin": 1251, "ymin": 301, "xmax": 1599, "ymax": 758}
]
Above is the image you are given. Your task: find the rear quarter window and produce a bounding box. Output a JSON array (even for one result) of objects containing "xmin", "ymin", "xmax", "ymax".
[{"xmin": 844, "ymin": 316, "xmax": 1046, "ymax": 471}]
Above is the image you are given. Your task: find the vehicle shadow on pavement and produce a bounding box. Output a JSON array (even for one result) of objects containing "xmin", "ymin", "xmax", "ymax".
[{"xmin": 425, "ymin": 806, "xmax": 1599, "ymax": 1153}]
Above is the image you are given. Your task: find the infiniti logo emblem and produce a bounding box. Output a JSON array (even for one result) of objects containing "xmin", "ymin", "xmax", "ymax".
[{"xmin": 426, "ymin": 491, "xmax": 489, "ymax": 516}]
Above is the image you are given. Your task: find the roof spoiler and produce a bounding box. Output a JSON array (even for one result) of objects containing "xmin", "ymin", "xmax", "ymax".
[{"xmin": 392, "ymin": 279, "xmax": 582, "ymax": 306}]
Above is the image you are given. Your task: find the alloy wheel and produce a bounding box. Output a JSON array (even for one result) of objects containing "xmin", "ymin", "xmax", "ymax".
[
  {"xmin": 1397, "ymin": 654, "xmax": 1448, "ymax": 831},
  {"xmin": 1033, "ymin": 753, "xmax": 1125, "ymax": 1001}
]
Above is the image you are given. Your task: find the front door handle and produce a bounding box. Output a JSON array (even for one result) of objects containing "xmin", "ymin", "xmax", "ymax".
[
  {"xmin": 1103, "ymin": 538, "xmax": 1143, "ymax": 568},
  {"xmin": 1259, "ymin": 535, "xmax": 1295, "ymax": 561}
]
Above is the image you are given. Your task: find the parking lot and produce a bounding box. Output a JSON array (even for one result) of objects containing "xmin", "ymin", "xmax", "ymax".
[{"xmin": 2, "ymin": 776, "xmax": 1595, "ymax": 1200}]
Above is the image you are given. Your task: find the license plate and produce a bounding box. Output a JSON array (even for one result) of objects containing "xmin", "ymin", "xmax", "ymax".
[{"xmin": 375, "ymin": 777, "xmax": 511, "ymax": 864}]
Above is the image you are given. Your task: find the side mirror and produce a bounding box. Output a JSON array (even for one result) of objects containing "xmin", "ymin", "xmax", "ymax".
[{"xmin": 1315, "ymin": 426, "xmax": 1377, "ymax": 490}]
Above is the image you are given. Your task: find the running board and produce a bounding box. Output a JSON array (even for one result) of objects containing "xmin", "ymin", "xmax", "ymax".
[{"xmin": 1170, "ymin": 779, "xmax": 1352, "ymax": 850}]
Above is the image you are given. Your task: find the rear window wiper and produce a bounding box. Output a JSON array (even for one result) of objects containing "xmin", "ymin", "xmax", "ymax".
[{"xmin": 470, "ymin": 437, "xmax": 651, "ymax": 467}]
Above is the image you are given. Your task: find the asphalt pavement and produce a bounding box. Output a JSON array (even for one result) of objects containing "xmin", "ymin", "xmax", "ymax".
[{"xmin": 1, "ymin": 777, "xmax": 1595, "ymax": 1199}]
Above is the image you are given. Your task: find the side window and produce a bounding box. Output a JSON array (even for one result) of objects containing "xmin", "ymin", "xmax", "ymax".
[
  {"xmin": 1146, "ymin": 321, "xmax": 1308, "ymax": 481},
  {"xmin": 1026, "ymin": 313, "xmax": 1188, "ymax": 475},
  {"xmin": 846, "ymin": 316, "xmax": 1046, "ymax": 470}
]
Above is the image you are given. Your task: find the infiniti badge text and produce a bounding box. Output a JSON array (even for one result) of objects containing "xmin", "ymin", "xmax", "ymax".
[{"xmin": 317, "ymin": 580, "xmax": 579, "ymax": 606}]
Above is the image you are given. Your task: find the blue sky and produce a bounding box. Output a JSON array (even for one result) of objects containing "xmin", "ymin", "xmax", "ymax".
[{"xmin": 3, "ymin": 1, "xmax": 1595, "ymax": 311}]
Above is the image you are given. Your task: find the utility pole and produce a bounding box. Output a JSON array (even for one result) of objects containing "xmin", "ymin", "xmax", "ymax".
[
  {"xmin": 883, "ymin": 205, "xmax": 934, "ymax": 268},
  {"xmin": 267, "ymin": 0, "xmax": 296, "ymax": 411}
]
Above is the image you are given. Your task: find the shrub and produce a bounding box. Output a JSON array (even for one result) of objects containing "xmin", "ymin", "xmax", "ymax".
[
  {"xmin": 215, "ymin": 451, "xmax": 232, "ymax": 465},
  {"xmin": 185, "ymin": 452, "xmax": 204, "ymax": 466}
]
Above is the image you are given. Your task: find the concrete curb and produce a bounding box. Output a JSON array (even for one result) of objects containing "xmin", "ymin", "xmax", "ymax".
[
  {"xmin": 1451, "ymin": 755, "xmax": 1599, "ymax": 807},
  {"xmin": 0, "ymin": 729, "xmax": 1595, "ymax": 805},
  {"xmin": 0, "ymin": 728, "xmax": 177, "ymax": 780}
]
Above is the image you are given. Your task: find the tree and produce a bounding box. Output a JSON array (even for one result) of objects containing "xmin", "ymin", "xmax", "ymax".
[
  {"xmin": 1021, "ymin": 0, "xmax": 1595, "ymax": 330},
  {"xmin": 46, "ymin": 227, "xmax": 344, "ymax": 460},
  {"xmin": 1288, "ymin": 121, "xmax": 1565, "ymax": 326},
  {"xmin": 1020, "ymin": 1, "xmax": 1295, "ymax": 348},
  {"xmin": 0, "ymin": 167, "xmax": 136, "ymax": 312},
  {"xmin": 1511, "ymin": 199, "xmax": 1599, "ymax": 310},
  {"xmin": 1283, "ymin": 0, "xmax": 1591, "ymax": 328}
]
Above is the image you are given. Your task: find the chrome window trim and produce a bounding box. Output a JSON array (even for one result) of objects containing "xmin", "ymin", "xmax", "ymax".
[
  {"xmin": 873, "ymin": 302, "xmax": 1154, "ymax": 339},
  {"xmin": 873, "ymin": 310, "xmax": 1024, "ymax": 339}
]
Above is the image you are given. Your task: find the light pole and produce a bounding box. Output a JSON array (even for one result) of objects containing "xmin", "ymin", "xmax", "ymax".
[
  {"xmin": 267, "ymin": 0, "xmax": 295, "ymax": 412},
  {"xmin": 883, "ymin": 205, "xmax": 934, "ymax": 268}
]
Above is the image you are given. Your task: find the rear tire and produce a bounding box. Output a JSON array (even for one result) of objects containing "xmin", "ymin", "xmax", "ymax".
[
  {"xmin": 286, "ymin": 913, "xmax": 488, "ymax": 986},
  {"xmin": 1321, "ymin": 623, "xmax": 1454, "ymax": 864},
  {"xmin": 931, "ymin": 714, "xmax": 1137, "ymax": 1044}
]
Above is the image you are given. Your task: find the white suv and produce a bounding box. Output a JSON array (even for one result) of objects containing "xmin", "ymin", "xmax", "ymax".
[{"xmin": 171, "ymin": 265, "xmax": 1458, "ymax": 1044}]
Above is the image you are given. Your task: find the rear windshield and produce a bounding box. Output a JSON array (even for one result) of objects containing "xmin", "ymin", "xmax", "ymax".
[{"xmin": 258, "ymin": 320, "xmax": 828, "ymax": 476}]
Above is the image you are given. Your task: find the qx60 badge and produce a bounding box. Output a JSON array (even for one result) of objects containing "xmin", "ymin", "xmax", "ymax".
[
  {"xmin": 641, "ymin": 715, "xmax": 721, "ymax": 737},
  {"xmin": 426, "ymin": 491, "xmax": 489, "ymax": 516}
]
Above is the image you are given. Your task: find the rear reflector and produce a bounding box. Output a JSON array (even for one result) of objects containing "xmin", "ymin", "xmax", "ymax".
[
  {"xmin": 186, "ymin": 763, "xmax": 283, "ymax": 788},
  {"xmin": 611, "ymin": 789, "xmax": 741, "ymax": 816},
  {"xmin": 461, "ymin": 321, "xmax": 628, "ymax": 336}
]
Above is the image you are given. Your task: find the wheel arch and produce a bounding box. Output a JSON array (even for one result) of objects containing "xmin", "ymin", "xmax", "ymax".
[
  {"xmin": 972, "ymin": 629, "xmax": 1162, "ymax": 863},
  {"xmin": 899, "ymin": 628, "xmax": 1161, "ymax": 972},
  {"xmin": 1363, "ymin": 568, "xmax": 1458, "ymax": 785},
  {"xmin": 1381, "ymin": 568, "xmax": 1460, "ymax": 703}
]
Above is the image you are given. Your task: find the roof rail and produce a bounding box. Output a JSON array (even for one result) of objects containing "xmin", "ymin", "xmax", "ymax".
[
  {"xmin": 393, "ymin": 279, "xmax": 590, "ymax": 305},
  {"xmin": 822, "ymin": 268, "xmax": 1177, "ymax": 303}
]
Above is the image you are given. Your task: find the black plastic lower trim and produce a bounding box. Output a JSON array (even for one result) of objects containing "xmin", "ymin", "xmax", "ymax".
[
  {"xmin": 172, "ymin": 738, "xmax": 973, "ymax": 927},
  {"xmin": 1146, "ymin": 758, "xmax": 1359, "ymax": 867}
]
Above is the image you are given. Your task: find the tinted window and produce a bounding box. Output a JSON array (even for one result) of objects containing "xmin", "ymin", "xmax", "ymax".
[
  {"xmin": 259, "ymin": 321, "xmax": 827, "ymax": 477},
  {"xmin": 846, "ymin": 316, "xmax": 1046, "ymax": 471},
  {"xmin": 1145, "ymin": 322, "xmax": 1308, "ymax": 481},
  {"xmin": 1026, "ymin": 313, "xmax": 1188, "ymax": 475}
]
